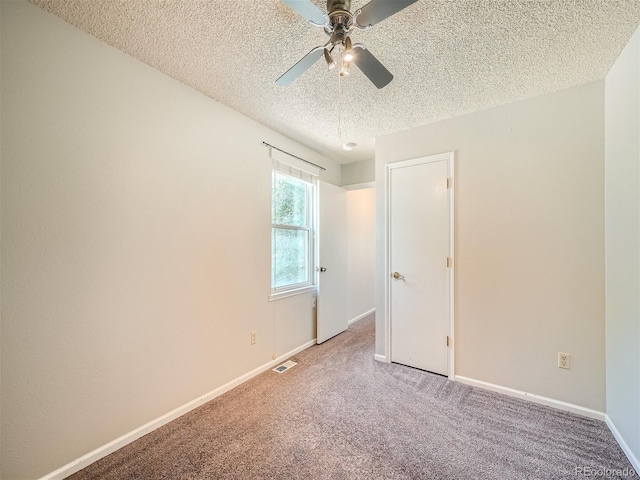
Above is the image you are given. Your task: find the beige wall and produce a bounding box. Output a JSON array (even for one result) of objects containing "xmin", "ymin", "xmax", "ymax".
[
  {"xmin": 0, "ymin": 3, "xmax": 340, "ymax": 479},
  {"xmin": 376, "ymin": 81, "xmax": 606, "ymax": 411},
  {"xmin": 341, "ymin": 159, "xmax": 375, "ymax": 186},
  {"xmin": 346, "ymin": 188, "xmax": 376, "ymax": 322},
  {"xmin": 605, "ymin": 27, "xmax": 640, "ymax": 461}
]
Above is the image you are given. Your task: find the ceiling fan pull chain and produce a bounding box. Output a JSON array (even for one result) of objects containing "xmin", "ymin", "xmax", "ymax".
[{"xmin": 338, "ymin": 73, "xmax": 343, "ymax": 140}]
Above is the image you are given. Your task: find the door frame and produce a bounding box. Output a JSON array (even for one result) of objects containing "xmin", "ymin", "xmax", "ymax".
[{"xmin": 384, "ymin": 151, "xmax": 455, "ymax": 380}]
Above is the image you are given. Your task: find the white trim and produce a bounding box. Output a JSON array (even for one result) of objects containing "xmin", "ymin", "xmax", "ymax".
[
  {"xmin": 348, "ymin": 308, "xmax": 375, "ymax": 325},
  {"xmin": 447, "ymin": 156, "xmax": 455, "ymax": 380},
  {"xmin": 605, "ymin": 415, "xmax": 640, "ymax": 472},
  {"xmin": 454, "ymin": 375, "xmax": 605, "ymax": 421},
  {"xmin": 384, "ymin": 161, "xmax": 392, "ymax": 366},
  {"xmin": 374, "ymin": 353, "xmax": 389, "ymax": 363},
  {"xmin": 341, "ymin": 181, "xmax": 375, "ymax": 190},
  {"xmin": 269, "ymin": 285, "xmax": 316, "ymax": 302},
  {"xmin": 385, "ymin": 151, "xmax": 455, "ymax": 378},
  {"xmin": 39, "ymin": 339, "xmax": 318, "ymax": 480}
]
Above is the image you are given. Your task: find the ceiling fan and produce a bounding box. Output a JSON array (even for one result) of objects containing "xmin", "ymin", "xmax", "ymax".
[{"xmin": 276, "ymin": 0, "xmax": 418, "ymax": 89}]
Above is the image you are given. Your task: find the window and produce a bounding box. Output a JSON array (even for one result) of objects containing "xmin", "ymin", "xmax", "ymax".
[{"xmin": 271, "ymin": 154, "xmax": 317, "ymax": 298}]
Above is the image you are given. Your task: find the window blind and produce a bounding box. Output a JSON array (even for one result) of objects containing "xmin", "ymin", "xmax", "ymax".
[{"xmin": 270, "ymin": 147, "xmax": 320, "ymax": 184}]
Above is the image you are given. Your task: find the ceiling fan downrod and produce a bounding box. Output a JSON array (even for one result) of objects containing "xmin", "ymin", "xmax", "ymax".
[{"xmin": 327, "ymin": 0, "xmax": 350, "ymax": 11}]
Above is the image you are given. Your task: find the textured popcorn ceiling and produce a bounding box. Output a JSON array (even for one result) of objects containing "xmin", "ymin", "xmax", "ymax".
[{"xmin": 31, "ymin": 0, "xmax": 640, "ymax": 163}]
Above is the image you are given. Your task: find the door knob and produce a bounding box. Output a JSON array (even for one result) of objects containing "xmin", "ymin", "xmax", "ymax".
[
  {"xmin": 320, "ymin": 267, "xmax": 327, "ymax": 272},
  {"xmin": 393, "ymin": 272, "xmax": 405, "ymax": 281}
]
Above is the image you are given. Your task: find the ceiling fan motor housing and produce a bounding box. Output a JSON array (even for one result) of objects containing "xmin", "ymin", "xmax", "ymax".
[{"xmin": 326, "ymin": 0, "xmax": 353, "ymax": 43}]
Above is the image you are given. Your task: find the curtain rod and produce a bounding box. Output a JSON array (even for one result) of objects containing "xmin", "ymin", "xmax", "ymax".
[{"xmin": 262, "ymin": 141, "xmax": 326, "ymax": 171}]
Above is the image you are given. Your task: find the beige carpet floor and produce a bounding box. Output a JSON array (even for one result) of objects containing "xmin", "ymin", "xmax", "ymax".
[{"xmin": 69, "ymin": 314, "xmax": 633, "ymax": 479}]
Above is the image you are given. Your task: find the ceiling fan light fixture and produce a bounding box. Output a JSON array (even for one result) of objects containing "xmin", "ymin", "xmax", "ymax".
[{"xmin": 323, "ymin": 48, "xmax": 337, "ymax": 71}]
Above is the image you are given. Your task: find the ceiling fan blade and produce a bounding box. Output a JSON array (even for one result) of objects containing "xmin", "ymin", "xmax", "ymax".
[
  {"xmin": 354, "ymin": 0, "xmax": 418, "ymax": 27},
  {"xmin": 281, "ymin": 0, "xmax": 326, "ymax": 26},
  {"xmin": 352, "ymin": 45, "xmax": 393, "ymax": 89},
  {"xmin": 276, "ymin": 46, "xmax": 325, "ymax": 86}
]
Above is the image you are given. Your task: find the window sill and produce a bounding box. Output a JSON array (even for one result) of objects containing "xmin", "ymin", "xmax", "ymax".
[{"xmin": 269, "ymin": 285, "xmax": 317, "ymax": 302}]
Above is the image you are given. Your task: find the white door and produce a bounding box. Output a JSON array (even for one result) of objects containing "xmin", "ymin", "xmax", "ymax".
[
  {"xmin": 389, "ymin": 157, "xmax": 451, "ymax": 375},
  {"xmin": 317, "ymin": 181, "xmax": 348, "ymax": 344}
]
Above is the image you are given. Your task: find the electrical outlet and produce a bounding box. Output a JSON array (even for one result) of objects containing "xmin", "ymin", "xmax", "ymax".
[
  {"xmin": 251, "ymin": 330, "xmax": 257, "ymax": 345},
  {"xmin": 312, "ymin": 297, "xmax": 317, "ymax": 308},
  {"xmin": 558, "ymin": 352, "xmax": 571, "ymax": 369}
]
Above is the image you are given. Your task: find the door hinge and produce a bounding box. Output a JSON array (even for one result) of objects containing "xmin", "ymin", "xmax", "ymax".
[
  {"xmin": 446, "ymin": 336, "xmax": 450, "ymax": 347},
  {"xmin": 446, "ymin": 257, "xmax": 452, "ymax": 268},
  {"xmin": 446, "ymin": 178, "xmax": 451, "ymax": 189}
]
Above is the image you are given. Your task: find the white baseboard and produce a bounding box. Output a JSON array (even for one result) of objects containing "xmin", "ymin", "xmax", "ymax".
[
  {"xmin": 348, "ymin": 308, "xmax": 375, "ymax": 326},
  {"xmin": 40, "ymin": 339, "xmax": 318, "ymax": 480},
  {"xmin": 374, "ymin": 353, "xmax": 389, "ymax": 363},
  {"xmin": 605, "ymin": 415, "xmax": 640, "ymax": 472},
  {"xmin": 454, "ymin": 375, "xmax": 605, "ymax": 421}
]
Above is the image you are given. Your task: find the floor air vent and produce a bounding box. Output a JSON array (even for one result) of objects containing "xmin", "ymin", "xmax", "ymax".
[{"xmin": 273, "ymin": 360, "xmax": 297, "ymax": 373}]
